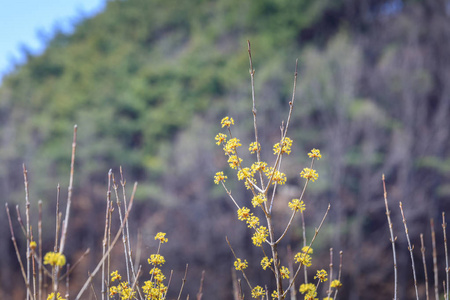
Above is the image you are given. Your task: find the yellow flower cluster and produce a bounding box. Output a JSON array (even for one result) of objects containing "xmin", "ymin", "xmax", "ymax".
[
  {"xmin": 249, "ymin": 141, "xmax": 260, "ymax": 154},
  {"xmin": 288, "ymin": 198, "xmax": 306, "ymax": 212},
  {"xmin": 215, "ymin": 133, "xmax": 227, "ymax": 145},
  {"xmin": 331, "ymin": 279, "xmax": 342, "ymax": 289},
  {"xmin": 265, "ymin": 167, "xmax": 287, "ymax": 185},
  {"xmin": 214, "ymin": 171, "xmax": 227, "ymax": 184},
  {"xmin": 154, "ymin": 232, "xmax": 168, "ymax": 243},
  {"xmin": 221, "ymin": 116, "xmax": 234, "ymax": 128},
  {"xmin": 251, "ymin": 286, "xmax": 266, "ymax": 298},
  {"xmin": 314, "ymin": 269, "xmax": 328, "ymax": 282},
  {"xmin": 273, "ymin": 137, "xmax": 293, "ymax": 155},
  {"xmin": 111, "ymin": 270, "xmax": 122, "ymax": 282},
  {"xmin": 110, "ymin": 281, "xmax": 136, "ymax": 300},
  {"xmin": 227, "ymin": 155, "xmax": 242, "ymax": 169},
  {"xmin": 251, "ymin": 193, "xmax": 266, "ymax": 207},
  {"xmin": 260, "ymin": 256, "xmax": 273, "ymax": 270},
  {"xmin": 142, "ymin": 281, "xmax": 167, "ymax": 300},
  {"xmin": 237, "ymin": 168, "xmax": 253, "ymax": 181},
  {"xmin": 150, "ymin": 267, "xmax": 166, "ymax": 282},
  {"xmin": 299, "ymin": 283, "xmax": 316, "ymax": 298},
  {"xmin": 280, "ymin": 266, "xmax": 290, "ymax": 279},
  {"xmin": 142, "ymin": 236, "xmax": 169, "ymax": 300},
  {"xmin": 43, "ymin": 252, "xmax": 66, "ymax": 267},
  {"xmin": 271, "ymin": 290, "xmax": 279, "ymax": 299},
  {"xmin": 252, "ymin": 226, "xmax": 268, "ymax": 246},
  {"xmin": 237, "ymin": 207, "xmax": 260, "ymax": 228},
  {"xmin": 224, "ymin": 138, "xmax": 242, "ymax": 154},
  {"xmin": 234, "ymin": 258, "xmax": 248, "ymax": 271},
  {"xmin": 148, "ymin": 254, "xmax": 165, "ymax": 266},
  {"xmin": 300, "ymin": 168, "xmax": 318, "ymax": 182},
  {"xmin": 308, "ymin": 148, "xmax": 321, "ymax": 160},
  {"xmin": 251, "ymin": 161, "xmax": 267, "ymax": 172},
  {"xmin": 47, "ymin": 292, "xmax": 65, "ymax": 300},
  {"xmin": 294, "ymin": 250, "xmax": 312, "ymax": 267}
]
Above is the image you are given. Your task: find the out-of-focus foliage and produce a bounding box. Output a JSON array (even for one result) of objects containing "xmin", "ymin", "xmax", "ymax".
[{"xmin": 2, "ymin": 0, "xmax": 450, "ymax": 299}]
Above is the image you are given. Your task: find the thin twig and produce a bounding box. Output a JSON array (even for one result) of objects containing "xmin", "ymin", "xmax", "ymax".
[
  {"xmin": 23, "ymin": 164, "xmax": 31, "ymax": 300},
  {"xmin": 55, "ymin": 184, "xmax": 61, "ymax": 252},
  {"xmin": 443, "ymin": 212, "xmax": 449, "ymax": 300},
  {"xmin": 6, "ymin": 203, "xmax": 34, "ymax": 300},
  {"xmin": 38, "ymin": 201, "xmax": 43, "ymax": 300},
  {"xmin": 59, "ymin": 248, "xmax": 90, "ymax": 281},
  {"xmin": 399, "ymin": 202, "xmax": 419, "ymax": 300},
  {"xmin": 197, "ymin": 270, "xmax": 205, "ymax": 300},
  {"xmin": 59, "ymin": 124, "xmax": 77, "ymax": 254},
  {"xmin": 333, "ymin": 251, "xmax": 343, "ymax": 300},
  {"xmin": 287, "ymin": 245, "xmax": 296, "ymax": 300},
  {"xmin": 420, "ymin": 234, "xmax": 429, "ymax": 300},
  {"xmin": 431, "ymin": 219, "xmax": 439, "ymax": 300},
  {"xmin": 327, "ymin": 248, "xmax": 333, "ymax": 298},
  {"xmin": 65, "ymin": 264, "xmax": 70, "ymax": 300},
  {"xmin": 382, "ymin": 174, "xmax": 397, "ymax": 300},
  {"xmin": 301, "ymin": 211, "xmax": 308, "ymax": 284},
  {"xmin": 177, "ymin": 264, "xmax": 189, "ymax": 300},
  {"xmin": 101, "ymin": 170, "xmax": 112, "ymax": 300},
  {"xmin": 120, "ymin": 167, "xmax": 138, "ymax": 284}
]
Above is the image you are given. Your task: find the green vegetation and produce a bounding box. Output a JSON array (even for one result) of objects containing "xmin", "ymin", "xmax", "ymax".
[{"xmin": 2, "ymin": 0, "xmax": 450, "ymax": 299}]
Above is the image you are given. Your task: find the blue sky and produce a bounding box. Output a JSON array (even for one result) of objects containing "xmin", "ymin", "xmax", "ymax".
[{"xmin": 0, "ymin": 0, "xmax": 106, "ymax": 81}]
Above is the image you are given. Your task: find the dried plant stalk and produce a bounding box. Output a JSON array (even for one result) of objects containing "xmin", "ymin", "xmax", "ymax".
[
  {"xmin": 399, "ymin": 202, "xmax": 419, "ymax": 300},
  {"xmin": 382, "ymin": 175, "xmax": 397, "ymax": 300},
  {"xmin": 431, "ymin": 219, "xmax": 439, "ymax": 300},
  {"xmin": 420, "ymin": 233, "xmax": 429, "ymax": 300}
]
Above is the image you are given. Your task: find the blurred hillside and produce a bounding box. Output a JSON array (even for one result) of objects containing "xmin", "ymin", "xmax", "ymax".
[{"xmin": 1, "ymin": 0, "xmax": 450, "ymax": 299}]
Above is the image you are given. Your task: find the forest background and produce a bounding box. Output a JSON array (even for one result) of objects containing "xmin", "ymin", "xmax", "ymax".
[{"xmin": 1, "ymin": 0, "xmax": 450, "ymax": 299}]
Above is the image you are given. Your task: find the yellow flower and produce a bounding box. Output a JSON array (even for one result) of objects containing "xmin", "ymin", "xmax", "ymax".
[
  {"xmin": 111, "ymin": 270, "xmax": 121, "ymax": 282},
  {"xmin": 47, "ymin": 292, "xmax": 66, "ymax": 300},
  {"xmin": 280, "ymin": 266, "xmax": 290, "ymax": 279},
  {"xmin": 273, "ymin": 137, "xmax": 293, "ymax": 155},
  {"xmin": 252, "ymin": 226, "xmax": 268, "ymax": 246},
  {"xmin": 221, "ymin": 116, "xmax": 234, "ymax": 128},
  {"xmin": 288, "ymin": 199, "xmax": 305, "ymax": 212},
  {"xmin": 214, "ymin": 171, "xmax": 227, "ymax": 184},
  {"xmin": 227, "ymin": 155, "xmax": 242, "ymax": 169},
  {"xmin": 234, "ymin": 258, "xmax": 248, "ymax": 271},
  {"xmin": 237, "ymin": 207, "xmax": 251, "ymax": 221},
  {"xmin": 308, "ymin": 148, "xmax": 321, "ymax": 160},
  {"xmin": 314, "ymin": 269, "xmax": 328, "ymax": 282},
  {"xmin": 223, "ymin": 138, "xmax": 241, "ymax": 154},
  {"xmin": 251, "ymin": 286, "xmax": 266, "ymax": 298},
  {"xmin": 265, "ymin": 167, "xmax": 287, "ymax": 185},
  {"xmin": 251, "ymin": 161, "xmax": 267, "ymax": 172},
  {"xmin": 246, "ymin": 215, "xmax": 260, "ymax": 228},
  {"xmin": 44, "ymin": 252, "xmax": 66, "ymax": 267},
  {"xmin": 299, "ymin": 283, "xmax": 316, "ymax": 294},
  {"xmin": 155, "ymin": 232, "xmax": 168, "ymax": 243},
  {"xmin": 215, "ymin": 133, "xmax": 227, "ymax": 145},
  {"xmin": 251, "ymin": 193, "xmax": 266, "ymax": 207},
  {"xmin": 300, "ymin": 168, "xmax": 318, "ymax": 182},
  {"xmin": 237, "ymin": 168, "xmax": 253, "ymax": 181},
  {"xmin": 249, "ymin": 141, "xmax": 260, "ymax": 154},
  {"xmin": 294, "ymin": 252, "xmax": 312, "ymax": 267},
  {"xmin": 261, "ymin": 256, "xmax": 273, "ymax": 270},
  {"xmin": 331, "ymin": 279, "xmax": 342, "ymax": 289},
  {"xmin": 148, "ymin": 254, "xmax": 165, "ymax": 266},
  {"xmin": 271, "ymin": 290, "xmax": 279, "ymax": 299}
]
